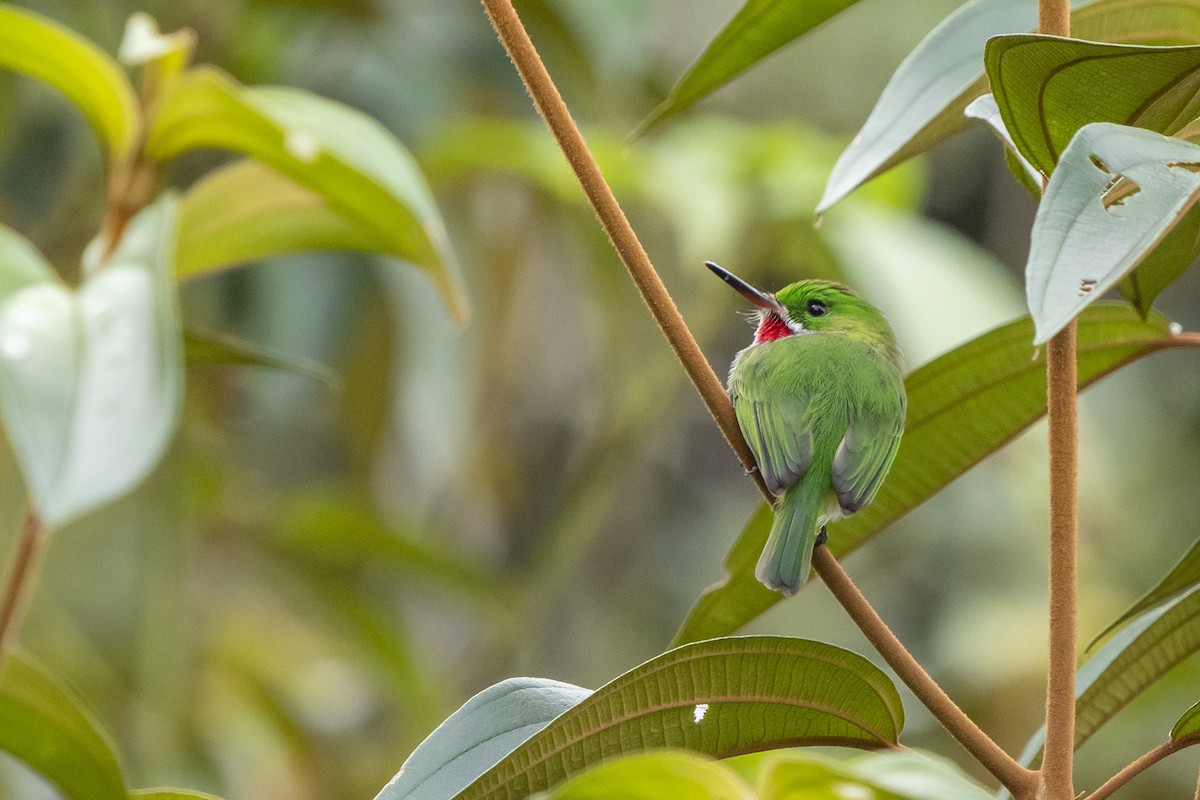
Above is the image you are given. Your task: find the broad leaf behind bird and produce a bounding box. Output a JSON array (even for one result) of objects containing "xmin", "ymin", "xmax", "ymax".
[{"xmin": 709, "ymin": 262, "xmax": 906, "ymax": 595}]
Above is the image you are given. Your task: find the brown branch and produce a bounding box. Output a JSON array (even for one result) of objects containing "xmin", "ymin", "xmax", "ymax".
[
  {"xmin": 1086, "ymin": 736, "xmax": 1200, "ymax": 800},
  {"xmin": 0, "ymin": 509, "xmax": 49, "ymax": 663},
  {"xmin": 1038, "ymin": 1, "xmax": 1076, "ymax": 797},
  {"xmin": 477, "ymin": 0, "xmax": 766, "ymax": 497},
  {"xmin": 814, "ymin": 548, "xmax": 1038, "ymax": 797},
  {"xmin": 478, "ymin": 1, "xmax": 1036, "ymax": 796}
]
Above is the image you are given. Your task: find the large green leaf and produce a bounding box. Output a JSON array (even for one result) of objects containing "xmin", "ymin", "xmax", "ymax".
[
  {"xmin": 987, "ymin": 36, "xmax": 1200, "ymax": 176},
  {"xmin": 0, "ymin": 197, "xmax": 183, "ymax": 526},
  {"xmin": 1172, "ymin": 700, "xmax": 1200, "ymax": 741},
  {"xmin": 817, "ymin": 0, "xmax": 1200, "ymax": 211},
  {"xmin": 177, "ymin": 159, "xmax": 383, "ymax": 281},
  {"xmin": 147, "ymin": 67, "xmax": 466, "ymax": 323},
  {"xmin": 755, "ymin": 751, "xmax": 993, "ymax": 800},
  {"xmin": 1025, "ymin": 123, "xmax": 1200, "ymax": 344},
  {"xmin": 639, "ymin": 0, "xmax": 861, "ymax": 133},
  {"xmin": 0, "ymin": 5, "xmax": 138, "ymax": 158},
  {"xmin": 676, "ymin": 304, "xmax": 1200, "ymax": 645},
  {"xmin": 1019, "ymin": 583, "xmax": 1200, "ymax": 768},
  {"xmin": 543, "ymin": 752, "xmax": 754, "ymax": 800},
  {"xmin": 1091, "ymin": 535, "xmax": 1200, "ymax": 649},
  {"xmin": 0, "ymin": 652, "xmax": 127, "ymax": 800},
  {"xmin": 375, "ymin": 677, "xmax": 592, "ymax": 800},
  {"xmin": 452, "ymin": 637, "xmax": 902, "ymax": 800}
]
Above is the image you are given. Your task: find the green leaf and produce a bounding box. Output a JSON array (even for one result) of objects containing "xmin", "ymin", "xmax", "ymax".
[
  {"xmin": 375, "ymin": 677, "xmax": 593, "ymax": 800},
  {"xmin": 1116, "ymin": 204, "xmax": 1200, "ymax": 316},
  {"xmin": 1025, "ymin": 123, "xmax": 1200, "ymax": 344},
  {"xmin": 817, "ymin": 0, "xmax": 1200, "ymax": 211},
  {"xmin": 0, "ymin": 5, "xmax": 138, "ymax": 157},
  {"xmin": 0, "ymin": 197, "xmax": 183, "ymax": 526},
  {"xmin": 675, "ymin": 304, "xmax": 1200, "ymax": 645},
  {"xmin": 177, "ymin": 159, "xmax": 385, "ymax": 281},
  {"xmin": 638, "ymin": 0, "xmax": 861, "ymax": 134},
  {"xmin": 0, "ymin": 652, "xmax": 128, "ymax": 800},
  {"xmin": 183, "ymin": 327, "xmax": 339, "ymax": 388},
  {"xmin": 987, "ymin": 35, "xmax": 1200, "ymax": 177},
  {"xmin": 148, "ymin": 67, "xmax": 467, "ymax": 323},
  {"xmin": 1090, "ymin": 535, "xmax": 1200, "ymax": 650},
  {"xmin": 1020, "ymin": 583, "xmax": 1200, "ymax": 767},
  {"xmin": 1172, "ymin": 700, "xmax": 1200, "ymax": 741},
  {"xmin": 452, "ymin": 637, "xmax": 903, "ymax": 800},
  {"xmin": 132, "ymin": 792, "xmax": 225, "ymax": 800},
  {"xmin": 543, "ymin": 752, "xmax": 754, "ymax": 800},
  {"xmin": 756, "ymin": 750, "xmax": 992, "ymax": 800}
]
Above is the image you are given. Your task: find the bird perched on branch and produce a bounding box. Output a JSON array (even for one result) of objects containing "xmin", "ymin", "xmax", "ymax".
[{"xmin": 708, "ymin": 262, "xmax": 906, "ymax": 595}]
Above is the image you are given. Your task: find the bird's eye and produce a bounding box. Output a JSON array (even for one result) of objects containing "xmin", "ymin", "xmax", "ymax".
[{"xmin": 806, "ymin": 299, "xmax": 828, "ymax": 317}]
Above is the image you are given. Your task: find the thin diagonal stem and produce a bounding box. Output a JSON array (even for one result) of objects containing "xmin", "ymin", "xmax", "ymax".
[
  {"xmin": 478, "ymin": 2, "xmax": 1035, "ymax": 795},
  {"xmin": 0, "ymin": 509, "xmax": 48, "ymax": 663},
  {"xmin": 1087, "ymin": 737, "xmax": 1199, "ymax": 800}
]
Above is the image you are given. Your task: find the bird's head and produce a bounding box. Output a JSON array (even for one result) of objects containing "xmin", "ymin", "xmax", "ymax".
[{"xmin": 706, "ymin": 262, "xmax": 900, "ymax": 360}]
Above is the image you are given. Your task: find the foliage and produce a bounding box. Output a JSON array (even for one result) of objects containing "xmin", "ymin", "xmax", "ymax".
[{"xmin": 1, "ymin": 0, "xmax": 1200, "ymax": 799}]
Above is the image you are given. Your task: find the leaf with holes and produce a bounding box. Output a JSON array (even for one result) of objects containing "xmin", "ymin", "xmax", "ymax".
[
  {"xmin": 1019, "ymin": 583, "xmax": 1200, "ymax": 768},
  {"xmin": 818, "ymin": 0, "xmax": 1200, "ymax": 211},
  {"xmin": 0, "ymin": 5, "xmax": 138, "ymax": 158},
  {"xmin": 676, "ymin": 304, "xmax": 1200, "ymax": 645},
  {"xmin": 0, "ymin": 197, "xmax": 183, "ymax": 526},
  {"xmin": 638, "ymin": 0, "xmax": 862, "ymax": 134},
  {"xmin": 1026, "ymin": 123, "xmax": 1200, "ymax": 343},
  {"xmin": 149, "ymin": 67, "xmax": 466, "ymax": 323},
  {"xmin": 1090, "ymin": 535, "xmax": 1200, "ymax": 650}
]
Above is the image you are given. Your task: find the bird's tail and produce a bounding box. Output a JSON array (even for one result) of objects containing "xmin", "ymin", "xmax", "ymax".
[{"xmin": 755, "ymin": 480, "xmax": 824, "ymax": 596}]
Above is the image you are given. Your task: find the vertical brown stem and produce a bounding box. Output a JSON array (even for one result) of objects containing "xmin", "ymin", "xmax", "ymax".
[
  {"xmin": 1039, "ymin": 0, "xmax": 1075, "ymax": 797},
  {"xmin": 0, "ymin": 510, "xmax": 49, "ymax": 663}
]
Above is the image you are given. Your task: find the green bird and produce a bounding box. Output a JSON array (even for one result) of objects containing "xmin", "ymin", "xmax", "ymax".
[{"xmin": 708, "ymin": 262, "xmax": 907, "ymax": 596}]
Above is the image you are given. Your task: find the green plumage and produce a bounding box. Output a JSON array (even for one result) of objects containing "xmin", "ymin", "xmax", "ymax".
[{"xmin": 713, "ymin": 267, "xmax": 906, "ymax": 596}]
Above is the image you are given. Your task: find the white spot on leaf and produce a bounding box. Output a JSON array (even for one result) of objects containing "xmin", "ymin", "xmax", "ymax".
[
  {"xmin": 831, "ymin": 782, "xmax": 874, "ymax": 800},
  {"xmin": 1170, "ymin": 321, "xmax": 1184, "ymax": 336},
  {"xmin": 692, "ymin": 703, "xmax": 708, "ymax": 723},
  {"xmin": 285, "ymin": 131, "xmax": 321, "ymax": 163}
]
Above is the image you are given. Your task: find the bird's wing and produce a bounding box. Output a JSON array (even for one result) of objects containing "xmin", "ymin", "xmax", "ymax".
[
  {"xmin": 730, "ymin": 369, "xmax": 815, "ymax": 497},
  {"xmin": 831, "ymin": 389, "xmax": 906, "ymax": 514}
]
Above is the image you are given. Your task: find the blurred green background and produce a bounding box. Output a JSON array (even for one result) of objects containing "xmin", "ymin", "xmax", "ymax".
[{"xmin": 1, "ymin": 0, "xmax": 1199, "ymax": 797}]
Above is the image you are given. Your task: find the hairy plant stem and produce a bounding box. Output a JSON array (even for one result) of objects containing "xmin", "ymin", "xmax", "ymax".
[
  {"xmin": 479, "ymin": 1, "xmax": 1035, "ymax": 795},
  {"xmin": 0, "ymin": 510, "xmax": 48, "ymax": 664},
  {"xmin": 1087, "ymin": 737, "xmax": 1200, "ymax": 800},
  {"xmin": 1039, "ymin": 0, "xmax": 1076, "ymax": 797}
]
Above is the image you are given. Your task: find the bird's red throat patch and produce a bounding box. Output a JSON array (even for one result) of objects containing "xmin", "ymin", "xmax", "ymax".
[{"xmin": 754, "ymin": 312, "xmax": 792, "ymax": 344}]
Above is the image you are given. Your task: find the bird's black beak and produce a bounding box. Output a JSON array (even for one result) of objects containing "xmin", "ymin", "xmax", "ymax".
[{"xmin": 705, "ymin": 261, "xmax": 775, "ymax": 311}]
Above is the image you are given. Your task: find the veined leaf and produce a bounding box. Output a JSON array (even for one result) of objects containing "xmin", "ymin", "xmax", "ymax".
[
  {"xmin": 148, "ymin": 67, "xmax": 467, "ymax": 323},
  {"xmin": 1090, "ymin": 535, "xmax": 1200, "ymax": 650},
  {"xmin": 0, "ymin": 197, "xmax": 183, "ymax": 526},
  {"xmin": 1172, "ymin": 700, "xmax": 1200, "ymax": 741},
  {"xmin": 452, "ymin": 637, "xmax": 902, "ymax": 800},
  {"xmin": 543, "ymin": 752, "xmax": 754, "ymax": 800},
  {"xmin": 1019, "ymin": 583, "xmax": 1200, "ymax": 768},
  {"xmin": 964, "ymin": 92, "xmax": 1042, "ymax": 195},
  {"xmin": 0, "ymin": 652, "xmax": 127, "ymax": 800},
  {"xmin": 1026, "ymin": 124, "xmax": 1200, "ymax": 344},
  {"xmin": 987, "ymin": 35, "xmax": 1200, "ymax": 177},
  {"xmin": 0, "ymin": 5, "xmax": 138, "ymax": 158},
  {"xmin": 676, "ymin": 304, "xmax": 1200, "ymax": 645},
  {"xmin": 375, "ymin": 677, "xmax": 593, "ymax": 800},
  {"xmin": 638, "ymin": 0, "xmax": 861, "ymax": 134},
  {"xmin": 818, "ymin": 0, "xmax": 1200, "ymax": 211}
]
